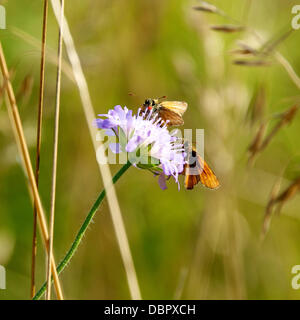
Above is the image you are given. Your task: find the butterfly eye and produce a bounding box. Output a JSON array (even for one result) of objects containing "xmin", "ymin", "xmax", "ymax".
[
  {"xmin": 145, "ymin": 99, "xmax": 150, "ymax": 105},
  {"xmin": 152, "ymin": 101, "xmax": 155, "ymax": 106}
]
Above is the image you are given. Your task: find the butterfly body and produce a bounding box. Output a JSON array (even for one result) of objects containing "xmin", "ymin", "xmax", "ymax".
[
  {"xmin": 142, "ymin": 98, "xmax": 188, "ymax": 126},
  {"xmin": 183, "ymin": 145, "xmax": 220, "ymax": 190}
]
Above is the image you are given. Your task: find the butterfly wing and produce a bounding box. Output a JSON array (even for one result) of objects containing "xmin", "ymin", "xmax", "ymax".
[
  {"xmin": 158, "ymin": 107, "xmax": 184, "ymax": 126},
  {"xmin": 160, "ymin": 101, "xmax": 188, "ymax": 116},
  {"xmin": 184, "ymin": 147, "xmax": 220, "ymax": 190}
]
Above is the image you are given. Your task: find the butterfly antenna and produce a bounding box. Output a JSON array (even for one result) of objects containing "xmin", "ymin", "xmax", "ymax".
[{"xmin": 158, "ymin": 95, "xmax": 167, "ymax": 102}]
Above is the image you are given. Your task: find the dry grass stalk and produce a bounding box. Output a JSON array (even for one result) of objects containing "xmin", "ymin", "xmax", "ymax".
[
  {"xmin": 0, "ymin": 69, "xmax": 15, "ymax": 104},
  {"xmin": 0, "ymin": 78, "xmax": 6, "ymax": 107},
  {"xmin": 173, "ymin": 267, "xmax": 188, "ymax": 300},
  {"xmin": 275, "ymin": 52, "xmax": 300, "ymax": 90},
  {"xmin": 0, "ymin": 42, "xmax": 64, "ymax": 300},
  {"xmin": 259, "ymin": 29, "xmax": 294, "ymax": 56},
  {"xmin": 31, "ymin": 0, "xmax": 49, "ymax": 299},
  {"xmin": 50, "ymin": 0, "xmax": 141, "ymax": 299},
  {"xmin": 46, "ymin": 0, "xmax": 64, "ymax": 300}
]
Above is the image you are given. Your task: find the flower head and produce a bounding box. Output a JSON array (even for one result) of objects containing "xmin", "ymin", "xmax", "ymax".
[{"xmin": 94, "ymin": 105, "xmax": 186, "ymax": 189}]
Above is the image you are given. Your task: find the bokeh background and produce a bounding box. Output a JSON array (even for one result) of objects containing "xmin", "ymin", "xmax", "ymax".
[{"xmin": 1, "ymin": 0, "xmax": 300, "ymax": 299}]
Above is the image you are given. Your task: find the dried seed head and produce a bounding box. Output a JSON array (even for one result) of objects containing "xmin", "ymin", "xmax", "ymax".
[
  {"xmin": 210, "ymin": 24, "xmax": 245, "ymax": 33},
  {"xmin": 233, "ymin": 59, "xmax": 271, "ymax": 67},
  {"xmin": 248, "ymin": 122, "xmax": 267, "ymax": 166},
  {"xmin": 262, "ymin": 173, "xmax": 300, "ymax": 240},
  {"xmin": 16, "ymin": 74, "xmax": 34, "ymax": 104},
  {"xmin": 248, "ymin": 123, "xmax": 266, "ymax": 154},
  {"xmin": 262, "ymin": 177, "xmax": 283, "ymax": 240},
  {"xmin": 276, "ymin": 178, "xmax": 300, "ymax": 203},
  {"xmin": 281, "ymin": 105, "xmax": 299, "ymax": 124},
  {"xmin": 193, "ymin": 1, "xmax": 219, "ymax": 14},
  {"xmin": 231, "ymin": 42, "xmax": 257, "ymax": 55},
  {"xmin": 246, "ymin": 86, "xmax": 266, "ymax": 125}
]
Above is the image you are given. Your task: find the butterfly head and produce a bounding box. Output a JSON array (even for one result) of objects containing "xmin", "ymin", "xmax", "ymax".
[{"xmin": 143, "ymin": 98, "xmax": 157, "ymax": 111}]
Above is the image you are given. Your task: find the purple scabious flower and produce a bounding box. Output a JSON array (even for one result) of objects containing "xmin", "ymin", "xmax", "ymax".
[{"xmin": 94, "ymin": 105, "xmax": 186, "ymax": 189}]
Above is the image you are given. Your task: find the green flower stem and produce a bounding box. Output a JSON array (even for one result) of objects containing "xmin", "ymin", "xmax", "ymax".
[{"xmin": 33, "ymin": 161, "xmax": 132, "ymax": 300}]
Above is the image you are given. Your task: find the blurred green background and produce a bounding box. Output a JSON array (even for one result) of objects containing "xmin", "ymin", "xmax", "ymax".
[{"xmin": 1, "ymin": 0, "xmax": 300, "ymax": 299}]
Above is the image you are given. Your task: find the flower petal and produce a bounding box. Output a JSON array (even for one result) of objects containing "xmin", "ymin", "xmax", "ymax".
[{"xmin": 158, "ymin": 173, "xmax": 168, "ymax": 190}]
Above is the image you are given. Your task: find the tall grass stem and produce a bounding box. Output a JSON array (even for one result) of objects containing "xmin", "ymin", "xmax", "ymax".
[
  {"xmin": 46, "ymin": 0, "xmax": 64, "ymax": 300},
  {"xmin": 31, "ymin": 0, "xmax": 49, "ymax": 299}
]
